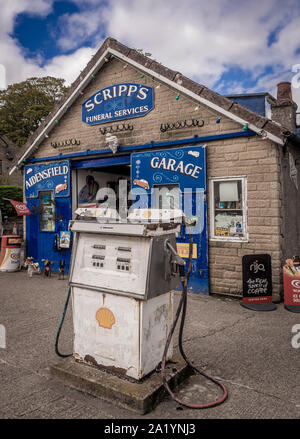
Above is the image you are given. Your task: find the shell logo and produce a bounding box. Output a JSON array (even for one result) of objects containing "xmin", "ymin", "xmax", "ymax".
[
  {"xmin": 95, "ymin": 307, "xmax": 115, "ymax": 329},
  {"xmin": 291, "ymin": 279, "xmax": 300, "ymax": 289},
  {"xmin": 16, "ymin": 204, "xmax": 27, "ymax": 211}
]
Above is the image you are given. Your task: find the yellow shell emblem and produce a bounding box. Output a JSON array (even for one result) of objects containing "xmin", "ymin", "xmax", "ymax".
[{"xmin": 95, "ymin": 307, "xmax": 115, "ymax": 329}]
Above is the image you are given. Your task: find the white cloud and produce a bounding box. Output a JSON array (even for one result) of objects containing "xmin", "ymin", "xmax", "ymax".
[
  {"xmin": 54, "ymin": 9, "xmax": 105, "ymax": 51},
  {"xmin": 0, "ymin": 0, "xmax": 300, "ymax": 111},
  {"xmin": 0, "ymin": 1, "xmax": 100, "ymax": 85},
  {"xmin": 0, "ymin": 0, "xmax": 52, "ymax": 35},
  {"xmin": 41, "ymin": 46, "xmax": 98, "ymax": 83},
  {"xmin": 100, "ymin": 0, "xmax": 300, "ymax": 107}
]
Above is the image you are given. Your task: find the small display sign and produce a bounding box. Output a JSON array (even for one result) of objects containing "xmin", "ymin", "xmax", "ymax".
[
  {"xmin": 242, "ymin": 254, "xmax": 273, "ymax": 307},
  {"xmin": 82, "ymin": 83, "xmax": 154, "ymax": 125},
  {"xmin": 59, "ymin": 231, "xmax": 71, "ymax": 249},
  {"xmin": 215, "ymin": 226, "xmax": 230, "ymax": 237},
  {"xmin": 176, "ymin": 243, "xmax": 197, "ymax": 259},
  {"xmin": 7, "ymin": 237, "xmax": 21, "ymax": 245}
]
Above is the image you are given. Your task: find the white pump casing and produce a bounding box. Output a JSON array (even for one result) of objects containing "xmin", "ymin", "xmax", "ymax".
[{"xmin": 68, "ymin": 219, "xmax": 180, "ymax": 380}]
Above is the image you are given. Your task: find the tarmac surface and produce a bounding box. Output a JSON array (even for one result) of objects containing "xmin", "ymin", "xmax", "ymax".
[{"xmin": 0, "ymin": 270, "xmax": 299, "ymax": 420}]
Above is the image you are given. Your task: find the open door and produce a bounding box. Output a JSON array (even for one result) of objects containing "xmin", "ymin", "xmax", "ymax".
[{"xmin": 131, "ymin": 144, "xmax": 208, "ymax": 294}]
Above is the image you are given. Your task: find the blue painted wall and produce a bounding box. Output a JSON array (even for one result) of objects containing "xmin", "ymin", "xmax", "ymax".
[{"xmin": 26, "ymin": 195, "xmax": 71, "ymax": 273}]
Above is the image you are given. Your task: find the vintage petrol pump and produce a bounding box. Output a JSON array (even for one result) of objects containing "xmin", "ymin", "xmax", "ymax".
[
  {"xmin": 66, "ymin": 208, "xmax": 184, "ymax": 380},
  {"xmin": 55, "ymin": 207, "xmax": 228, "ymax": 409}
]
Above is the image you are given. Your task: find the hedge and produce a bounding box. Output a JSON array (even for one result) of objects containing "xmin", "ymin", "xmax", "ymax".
[{"xmin": 0, "ymin": 186, "xmax": 23, "ymax": 217}]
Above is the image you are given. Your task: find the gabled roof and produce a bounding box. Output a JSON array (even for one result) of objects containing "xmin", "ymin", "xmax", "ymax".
[{"xmin": 9, "ymin": 37, "xmax": 287, "ymax": 175}]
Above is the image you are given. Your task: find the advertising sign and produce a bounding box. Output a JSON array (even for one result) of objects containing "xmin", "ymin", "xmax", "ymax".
[
  {"xmin": 82, "ymin": 83, "xmax": 154, "ymax": 125},
  {"xmin": 283, "ymin": 258, "xmax": 300, "ymax": 312},
  {"xmin": 59, "ymin": 231, "xmax": 71, "ymax": 249},
  {"xmin": 8, "ymin": 199, "xmax": 31, "ymax": 216},
  {"xmin": 25, "ymin": 161, "xmax": 70, "ymax": 198},
  {"xmin": 242, "ymin": 254, "xmax": 276, "ymax": 310},
  {"xmin": 0, "ymin": 235, "xmax": 21, "ymax": 272}
]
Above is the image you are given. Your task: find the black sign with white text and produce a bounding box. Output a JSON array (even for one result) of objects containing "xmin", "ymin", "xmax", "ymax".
[{"xmin": 242, "ymin": 254, "xmax": 273, "ymax": 305}]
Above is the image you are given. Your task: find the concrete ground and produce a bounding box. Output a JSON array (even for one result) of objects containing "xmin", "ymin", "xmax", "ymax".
[{"xmin": 0, "ymin": 270, "xmax": 299, "ymax": 419}]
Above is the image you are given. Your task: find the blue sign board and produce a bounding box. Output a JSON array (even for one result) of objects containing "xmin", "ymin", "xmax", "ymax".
[
  {"xmin": 25, "ymin": 161, "xmax": 70, "ymax": 198},
  {"xmin": 82, "ymin": 83, "xmax": 154, "ymax": 125},
  {"xmin": 131, "ymin": 146, "xmax": 206, "ymax": 192}
]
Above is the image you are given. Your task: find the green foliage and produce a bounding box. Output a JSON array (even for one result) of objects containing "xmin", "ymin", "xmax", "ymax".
[
  {"xmin": 0, "ymin": 77, "xmax": 68, "ymax": 147},
  {"xmin": 0, "ymin": 186, "xmax": 23, "ymax": 217}
]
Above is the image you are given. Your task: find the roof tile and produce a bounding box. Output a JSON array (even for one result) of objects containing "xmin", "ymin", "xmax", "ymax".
[
  {"xmin": 146, "ymin": 60, "xmax": 178, "ymax": 81},
  {"xmin": 173, "ymin": 74, "xmax": 204, "ymax": 95},
  {"xmin": 126, "ymin": 49, "xmax": 154, "ymax": 69},
  {"xmin": 199, "ymin": 87, "xmax": 234, "ymax": 111}
]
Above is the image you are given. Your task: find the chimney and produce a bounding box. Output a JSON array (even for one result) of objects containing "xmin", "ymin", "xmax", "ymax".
[{"xmin": 271, "ymin": 82, "xmax": 297, "ymax": 133}]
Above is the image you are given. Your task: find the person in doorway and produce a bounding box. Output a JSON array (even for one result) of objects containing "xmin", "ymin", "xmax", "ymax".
[{"xmin": 78, "ymin": 175, "xmax": 99, "ymax": 204}]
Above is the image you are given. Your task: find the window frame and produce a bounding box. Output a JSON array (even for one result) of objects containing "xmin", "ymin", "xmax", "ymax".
[{"xmin": 209, "ymin": 175, "xmax": 248, "ymax": 242}]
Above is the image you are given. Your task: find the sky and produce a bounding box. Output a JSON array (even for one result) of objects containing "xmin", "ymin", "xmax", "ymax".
[{"xmin": 1, "ymin": 0, "xmax": 300, "ymax": 111}]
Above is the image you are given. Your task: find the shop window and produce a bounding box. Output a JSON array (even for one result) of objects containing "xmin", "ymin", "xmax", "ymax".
[
  {"xmin": 39, "ymin": 191, "xmax": 55, "ymax": 232},
  {"xmin": 209, "ymin": 177, "xmax": 247, "ymax": 241}
]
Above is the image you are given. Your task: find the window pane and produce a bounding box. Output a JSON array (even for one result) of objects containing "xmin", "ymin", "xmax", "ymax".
[
  {"xmin": 213, "ymin": 180, "xmax": 244, "ymax": 238},
  {"xmin": 39, "ymin": 191, "xmax": 55, "ymax": 232}
]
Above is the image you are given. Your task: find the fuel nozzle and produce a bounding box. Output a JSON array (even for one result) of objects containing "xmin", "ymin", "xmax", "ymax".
[
  {"xmin": 164, "ymin": 239, "xmax": 186, "ymax": 281},
  {"xmin": 173, "ymin": 255, "xmax": 186, "ymax": 279}
]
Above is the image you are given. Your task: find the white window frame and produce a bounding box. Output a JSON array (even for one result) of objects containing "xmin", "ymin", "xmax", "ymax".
[{"xmin": 209, "ymin": 175, "xmax": 248, "ymax": 242}]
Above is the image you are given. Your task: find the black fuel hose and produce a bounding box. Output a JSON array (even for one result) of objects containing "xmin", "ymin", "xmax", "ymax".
[
  {"xmin": 161, "ymin": 231, "xmax": 229, "ymax": 409},
  {"xmin": 54, "ymin": 286, "xmax": 72, "ymax": 358}
]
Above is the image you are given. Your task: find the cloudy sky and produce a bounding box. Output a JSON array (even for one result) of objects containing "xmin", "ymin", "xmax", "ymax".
[{"xmin": 1, "ymin": 0, "xmax": 300, "ymax": 109}]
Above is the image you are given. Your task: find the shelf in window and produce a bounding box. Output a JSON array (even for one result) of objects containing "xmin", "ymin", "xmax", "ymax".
[{"xmin": 215, "ymin": 209, "xmax": 243, "ymax": 211}]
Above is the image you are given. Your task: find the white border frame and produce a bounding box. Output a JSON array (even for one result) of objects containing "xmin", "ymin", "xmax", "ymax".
[{"xmin": 209, "ymin": 175, "xmax": 248, "ymax": 242}]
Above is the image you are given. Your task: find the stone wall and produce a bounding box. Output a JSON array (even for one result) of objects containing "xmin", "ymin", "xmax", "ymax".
[{"xmin": 207, "ymin": 136, "xmax": 282, "ymax": 299}]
